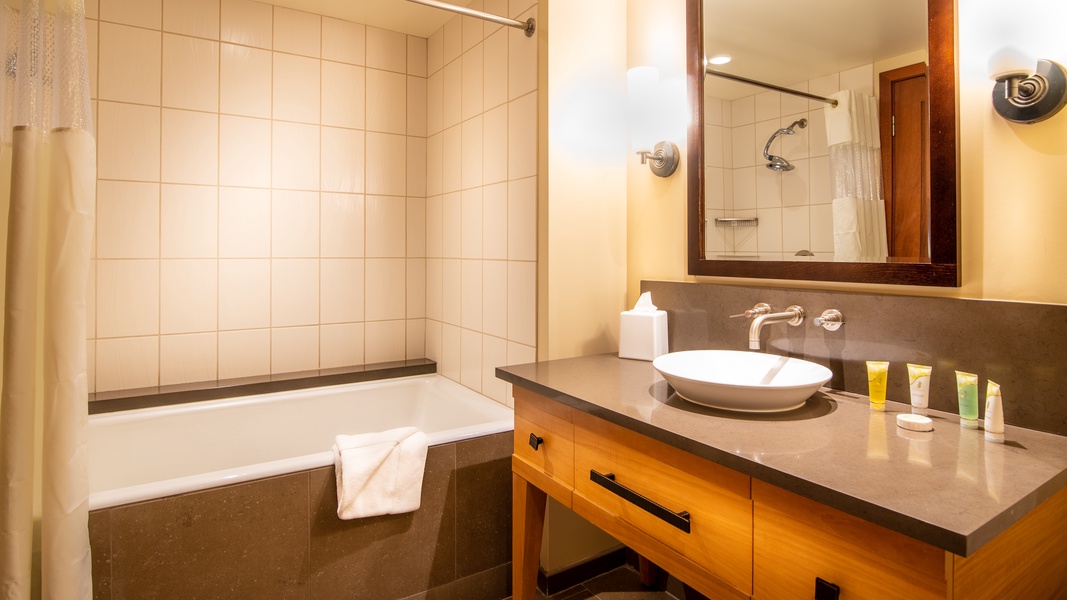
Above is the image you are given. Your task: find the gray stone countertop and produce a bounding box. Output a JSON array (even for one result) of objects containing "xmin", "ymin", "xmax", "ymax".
[{"xmin": 496, "ymin": 354, "xmax": 1067, "ymax": 557}]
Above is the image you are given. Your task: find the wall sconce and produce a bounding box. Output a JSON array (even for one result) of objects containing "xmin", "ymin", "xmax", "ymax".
[
  {"xmin": 989, "ymin": 47, "xmax": 1067, "ymax": 124},
  {"xmin": 627, "ymin": 66, "xmax": 683, "ymax": 177}
]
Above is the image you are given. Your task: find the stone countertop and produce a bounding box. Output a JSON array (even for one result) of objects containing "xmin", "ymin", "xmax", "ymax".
[{"xmin": 497, "ymin": 354, "xmax": 1067, "ymax": 557}]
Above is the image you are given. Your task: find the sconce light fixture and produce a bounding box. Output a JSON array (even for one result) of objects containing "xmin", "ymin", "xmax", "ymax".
[
  {"xmin": 989, "ymin": 48, "xmax": 1067, "ymax": 124},
  {"xmin": 627, "ymin": 66, "xmax": 684, "ymax": 178}
]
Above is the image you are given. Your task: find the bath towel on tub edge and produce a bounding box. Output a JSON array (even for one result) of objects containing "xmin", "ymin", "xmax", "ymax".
[{"xmin": 333, "ymin": 426, "xmax": 429, "ymax": 519}]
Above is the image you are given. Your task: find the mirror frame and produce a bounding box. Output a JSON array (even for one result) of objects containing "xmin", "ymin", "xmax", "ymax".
[{"xmin": 686, "ymin": 0, "xmax": 959, "ymax": 286}]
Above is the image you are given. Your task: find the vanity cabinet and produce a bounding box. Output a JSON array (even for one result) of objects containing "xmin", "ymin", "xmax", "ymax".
[{"xmin": 511, "ymin": 387, "xmax": 1067, "ymax": 600}]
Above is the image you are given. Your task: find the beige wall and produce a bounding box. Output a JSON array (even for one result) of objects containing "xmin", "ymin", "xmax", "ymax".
[
  {"xmin": 628, "ymin": 0, "xmax": 1067, "ymax": 307},
  {"xmin": 85, "ymin": 0, "xmax": 538, "ymax": 400}
]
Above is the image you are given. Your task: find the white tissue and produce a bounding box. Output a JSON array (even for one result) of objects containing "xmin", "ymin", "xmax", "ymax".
[{"xmin": 619, "ymin": 292, "xmax": 668, "ymax": 361}]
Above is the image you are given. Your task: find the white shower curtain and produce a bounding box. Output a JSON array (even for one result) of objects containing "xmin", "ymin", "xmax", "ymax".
[
  {"xmin": 823, "ymin": 90, "xmax": 888, "ymax": 261},
  {"xmin": 0, "ymin": 1, "xmax": 96, "ymax": 599}
]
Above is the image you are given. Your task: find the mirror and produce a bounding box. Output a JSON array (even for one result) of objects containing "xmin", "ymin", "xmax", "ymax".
[{"xmin": 686, "ymin": 0, "xmax": 958, "ymax": 286}]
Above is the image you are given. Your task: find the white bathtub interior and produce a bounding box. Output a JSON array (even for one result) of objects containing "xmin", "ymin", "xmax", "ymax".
[{"xmin": 88, "ymin": 374, "xmax": 514, "ymax": 510}]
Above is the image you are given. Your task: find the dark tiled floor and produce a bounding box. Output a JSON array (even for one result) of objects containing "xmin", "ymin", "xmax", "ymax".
[{"xmin": 518, "ymin": 566, "xmax": 683, "ymax": 600}]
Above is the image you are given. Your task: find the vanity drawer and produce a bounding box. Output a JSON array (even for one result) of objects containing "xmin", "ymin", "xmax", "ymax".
[
  {"xmin": 512, "ymin": 387, "xmax": 575, "ymax": 504},
  {"xmin": 752, "ymin": 480, "xmax": 947, "ymax": 600},
  {"xmin": 571, "ymin": 411, "xmax": 753, "ymax": 597}
]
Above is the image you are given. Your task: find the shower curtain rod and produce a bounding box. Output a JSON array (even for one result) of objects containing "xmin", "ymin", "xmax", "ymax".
[
  {"xmin": 406, "ymin": 0, "xmax": 536, "ymax": 37},
  {"xmin": 706, "ymin": 67, "xmax": 839, "ymax": 107}
]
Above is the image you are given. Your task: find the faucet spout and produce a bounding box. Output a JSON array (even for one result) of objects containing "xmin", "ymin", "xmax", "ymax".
[{"xmin": 748, "ymin": 305, "xmax": 805, "ymax": 350}]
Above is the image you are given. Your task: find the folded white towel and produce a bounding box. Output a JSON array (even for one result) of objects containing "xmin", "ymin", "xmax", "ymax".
[{"xmin": 332, "ymin": 426, "xmax": 428, "ymax": 520}]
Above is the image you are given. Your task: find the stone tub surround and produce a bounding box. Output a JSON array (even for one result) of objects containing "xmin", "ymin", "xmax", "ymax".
[
  {"xmin": 496, "ymin": 355, "xmax": 1067, "ymax": 556},
  {"xmin": 89, "ymin": 431, "xmax": 513, "ymax": 600},
  {"xmin": 643, "ymin": 280, "xmax": 1067, "ymax": 437},
  {"xmin": 88, "ymin": 358, "xmax": 436, "ymax": 414}
]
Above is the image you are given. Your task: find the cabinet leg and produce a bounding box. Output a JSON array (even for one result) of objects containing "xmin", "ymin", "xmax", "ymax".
[
  {"xmin": 638, "ymin": 555, "xmax": 659, "ymax": 588},
  {"xmin": 513, "ymin": 473, "xmax": 547, "ymax": 600}
]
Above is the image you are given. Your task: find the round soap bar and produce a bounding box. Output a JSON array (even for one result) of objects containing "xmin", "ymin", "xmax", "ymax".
[{"xmin": 897, "ymin": 413, "xmax": 934, "ymax": 432}]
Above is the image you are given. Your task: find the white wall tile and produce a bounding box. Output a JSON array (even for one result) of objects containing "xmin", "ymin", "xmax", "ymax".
[
  {"xmin": 731, "ymin": 96, "xmax": 755, "ymax": 126},
  {"xmin": 426, "ymin": 195, "xmax": 443, "ymax": 258},
  {"xmin": 365, "ymin": 132, "xmax": 406, "ymax": 196},
  {"xmin": 507, "ymin": 5, "xmax": 536, "ymax": 101},
  {"xmin": 221, "ymin": 0, "xmax": 272, "ymax": 49},
  {"xmin": 220, "ymin": 115, "xmax": 271, "ymax": 188},
  {"xmin": 273, "ymin": 53, "xmax": 321, "ymax": 123},
  {"xmin": 321, "ymin": 127, "xmax": 365, "ymax": 193},
  {"xmin": 407, "ymin": 259, "xmax": 426, "ymax": 318},
  {"xmin": 781, "ymin": 159, "xmax": 810, "ymax": 207},
  {"xmin": 731, "ymin": 123, "xmax": 755, "ymax": 169},
  {"xmin": 482, "ymin": 182, "xmax": 507, "ymax": 260},
  {"xmin": 507, "ymin": 177, "xmax": 536, "ymax": 261},
  {"xmin": 442, "ymin": 125, "xmax": 461, "ymax": 194},
  {"xmin": 507, "ymin": 260, "xmax": 535, "ymax": 346},
  {"xmin": 442, "ymin": 60, "xmax": 461, "ymax": 129},
  {"xmin": 272, "ymin": 121, "xmax": 320, "ymax": 190},
  {"xmin": 365, "ymin": 321, "xmax": 406, "ymax": 364},
  {"xmin": 219, "ymin": 259, "xmax": 271, "ymax": 330},
  {"xmin": 755, "ymin": 208, "xmax": 783, "ymax": 253},
  {"xmin": 442, "ymin": 192, "xmax": 461, "ymax": 258},
  {"xmin": 406, "ymin": 319, "xmax": 426, "ymax": 360},
  {"xmin": 442, "ymin": 17, "xmax": 461, "ymax": 65},
  {"xmin": 273, "ymin": 7, "xmax": 320, "ymax": 58},
  {"xmin": 366, "ymin": 27, "xmax": 406, "ymax": 73},
  {"xmin": 732, "ymin": 167, "xmax": 756, "ymax": 211},
  {"xmin": 460, "ymin": 328, "xmax": 481, "ymax": 391},
  {"xmin": 441, "ymin": 258, "xmax": 460, "ymax": 325},
  {"xmin": 461, "ymin": 260, "xmax": 482, "ymax": 330},
  {"xmin": 462, "ymin": 1, "xmax": 484, "ymax": 52},
  {"xmin": 439, "ymin": 323, "xmax": 460, "ymax": 380},
  {"xmin": 483, "ymin": 29, "xmax": 507, "ymax": 110},
  {"xmin": 219, "ymin": 188, "xmax": 271, "ymax": 258},
  {"xmin": 462, "ymin": 45, "xmax": 484, "ymax": 120},
  {"xmin": 271, "ymin": 258, "xmax": 319, "ymax": 326},
  {"xmin": 96, "ymin": 336, "xmax": 159, "ymax": 392},
  {"xmin": 323, "ymin": 18, "xmax": 365, "ymax": 65},
  {"xmin": 99, "ymin": 23, "xmax": 161, "ymax": 105},
  {"xmin": 161, "ymin": 259, "xmax": 218, "ymax": 333},
  {"xmin": 271, "ymin": 326, "xmax": 319, "ymax": 372},
  {"xmin": 481, "ymin": 334, "xmax": 507, "ymax": 402},
  {"xmin": 755, "ymin": 166, "xmax": 782, "ymax": 209},
  {"xmin": 407, "ymin": 36, "xmax": 427, "ymax": 76},
  {"xmin": 366, "ymin": 69, "xmax": 407, "ymax": 134},
  {"xmin": 754, "ymin": 91, "xmax": 781, "ymax": 123},
  {"xmin": 461, "ymin": 116, "xmax": 483, "ymax": 189},
  {"xmin": 461, "ymin": 188, "xmax": 482, "ymax": 259},
  {"xmin": 98, "ymin": 102, "xmax": 160, "ymax": 182},
  {"xmin": 407, "ymin": 197, "xmax": 426, "ymax": 257},
  {"xmin": 508, "ymin": 92, "xmax": 536, "ymax": 179},
  {"xmin": 425, "ymin": 258, "xmax": 442, "ymax": 321},
  {"xmin": 161, "ymin": 184, "xmax": 217, "ymax": 258},
  {"xmin": 97, "ymin": 260, "xmax": 159, "ymax": 338},
  {"xmin": 321, "ymin": 323, "xmax": 364, "ymax": 368},
  {"xmin": 366, "ymin": 196, "xmax": 407, "ymax": 258},
  {"xmin": 272, "ymin": 190, "xmax": 320, "ymax": 257},
  {"xmin": 482, "ymin": 260, "xmax": 506, "ymax": 338},
  {"xmin": 809, "ymin": 156, "xmax": 832, "ymax": 205},
  {"xmin": 782, "ymin": 206, "xmax": 811, "ymax": 253},
  {"xmin": 483, "ymin": 104, "xmax": 507, "ymax": 185},
  {"xmin": 321, "ymin": 193, "xmax": 365, "ymax": 258},
  {"xmin": 320, "ymin": 258, "xmax": 365, "ymax": 324},
  {"xmin": 97, "ymin": 182, "xmax": 159, "ymax": 259},
  {"xmin": 322, "ymin": 62, "xmax": 365, "ymax": 129},
  {"xmin": 408, "ymin": 138, "xmax": 427, "ymax": 198},
  {"xmin": 161, "ymin": 109, "xmax": 219, "ymax": 185},
  {"xmin": 218, "ymin": 329, "xmax": 270, "ymax": 378},
  {"xmin": 365, "ymin": 258, "xmax": 406, "ymax": 321},
  {"xmin": 101, "ymin": 0, "xmax": 160, "ymax": 30},
  {"xmin": 427, "ymin": 71, "xmax": 443, "ymax": 136},
  {"xmin": 427, "ymin": 28, "xmax": 443, "ymax": 75},
  {"xmin": 408, "ymin": 76, "xmax": 428, "ymax": 137},
  {"xmin": 810, "ymin": 202, "xmax": 835, "ymax": 254},
  {"xmin": 163, "ymin": 34, "xmax": 219, "ymax": 112},
  {"xmin": 220, "ymin": 44, "xmax": 272, "ymax": 118},
  {"xmin": 163, "ymin": 0, "xmax": 219, "ymax": 38},
  {"xmin": 160, "ymin": 332, "xmax": 217, "ymax": 385},
  {"xmin": 86, "ymin": 21, "xmax": 99, "ymax": 101}
]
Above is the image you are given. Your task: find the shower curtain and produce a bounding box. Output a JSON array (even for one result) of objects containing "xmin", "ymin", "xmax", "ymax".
[
  {"xmin": 824, "ymin": 90, "xmax": 888, "ymax": 261},
  {"xmin": 0, "ymin": 1, "xmax": 96, "ymax": 599}
]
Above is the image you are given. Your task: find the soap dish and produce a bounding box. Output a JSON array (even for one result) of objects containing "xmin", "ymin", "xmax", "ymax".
[{"xmin": 897, "ymin": 413, "xmax": 934, "ymax": 432}]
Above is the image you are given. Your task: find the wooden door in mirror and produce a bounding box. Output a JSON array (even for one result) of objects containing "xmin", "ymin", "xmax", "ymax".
[{"xmin": 686, "ymin": 0, "xmax": 959, "ymax": 286}]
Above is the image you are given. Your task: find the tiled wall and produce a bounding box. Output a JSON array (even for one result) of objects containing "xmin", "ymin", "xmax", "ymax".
[
  {"xmin": 422, "ymin": 0, "xmax": 539, "ymax": 406},
  {"xmin": 703, "ymin": 64, "xmax": 874, "ymax": 259},
  {"xmin": 85, "ymin": 0, "xmax": 538, "ymax": 403}
]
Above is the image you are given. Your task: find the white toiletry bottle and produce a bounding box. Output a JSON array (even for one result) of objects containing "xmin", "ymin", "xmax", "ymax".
[{"xmin": 619, "ymin": 292, "xmax": 669, "ymax": 361}]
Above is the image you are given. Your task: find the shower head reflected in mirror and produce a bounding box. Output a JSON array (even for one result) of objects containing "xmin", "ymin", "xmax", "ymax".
[{"xmin": 763, "ymin": 118, "xmax": 807, "ymax": 172}]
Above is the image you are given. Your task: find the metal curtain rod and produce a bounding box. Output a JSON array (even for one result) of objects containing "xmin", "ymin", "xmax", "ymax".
[
  {"xmin": 406, "ymin": 0, "xmax": 536, "ymax": 37},
  {"xmin": 706, "ymin": 67, "xmax": 839, "ymax": 107}
]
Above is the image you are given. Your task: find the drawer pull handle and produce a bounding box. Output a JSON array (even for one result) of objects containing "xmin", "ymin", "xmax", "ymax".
[
  {"xmin": 590, "ymin": 470, "xmax": 691, "ymax": 533},
  {"xmin": 814, "ymin": 577, "xmax": 840, "ymax": 600},
  {"xmin": 529, "ymin": 433, "xmax": 544, "ymax": 451}
]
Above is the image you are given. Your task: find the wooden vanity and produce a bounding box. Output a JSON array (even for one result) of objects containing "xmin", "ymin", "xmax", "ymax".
[{"xmin": 501, "ymin": 356, "xmax": 1067, "ymax": 600}]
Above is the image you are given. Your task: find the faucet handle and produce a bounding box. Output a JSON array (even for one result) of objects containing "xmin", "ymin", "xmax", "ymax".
[
  {"xmin": 730, "ymin": 302, "xmax": 773, "ymax": 319},
  {"xmin": 813, "ymin": 309, "xmax": 844, "ymax": 331}
]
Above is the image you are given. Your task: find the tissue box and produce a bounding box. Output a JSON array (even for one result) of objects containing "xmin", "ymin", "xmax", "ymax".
[{"xmin": 619, "ymin": 309, "xmax": 668, "ymax": 361}]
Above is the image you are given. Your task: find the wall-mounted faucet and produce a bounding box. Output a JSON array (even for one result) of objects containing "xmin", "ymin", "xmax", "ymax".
[
  {"xmin": 813, "ymin": 309, "xmax": 844, "ymax": 331},
  {"xmin": 744, "ymin": 305, "xmax": 805, "ymax": 350}
]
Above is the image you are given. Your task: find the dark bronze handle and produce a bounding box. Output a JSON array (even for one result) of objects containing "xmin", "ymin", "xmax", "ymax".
[
  {"xmin": 590, "ymin": 470, "xmax": 691, "ymax": 533},
  {"xmin": 528, "ymin": 433, "xmax": 544, "ymax": 451},
  {"xmin": 815, "ymin": 577, "xmax": 840, "ymax": 600}
]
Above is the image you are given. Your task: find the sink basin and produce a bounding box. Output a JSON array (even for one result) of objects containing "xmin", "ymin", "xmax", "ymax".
[{"xmin": 652, "ymin": 350, "xmax": 832, "ymax": 413}]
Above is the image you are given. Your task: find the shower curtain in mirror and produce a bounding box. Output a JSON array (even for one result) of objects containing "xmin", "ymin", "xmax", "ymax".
[
  {"xmin": 824, "ymin": 90, "xmax": 888, "ymax": 261},
  {"xmin": 0, "ymin": 1, "xmax": 95, "ymax": 599}
]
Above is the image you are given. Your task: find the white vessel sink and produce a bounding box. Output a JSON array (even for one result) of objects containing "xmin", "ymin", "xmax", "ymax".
[{"xmin": 652, "ymin": 350, "xmax": 832, "ymax": 413}]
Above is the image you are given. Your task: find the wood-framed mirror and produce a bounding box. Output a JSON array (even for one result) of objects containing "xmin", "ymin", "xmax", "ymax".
[{"xmin": 686, "ymin": 0, "xmax": 959, "ymax": 286}]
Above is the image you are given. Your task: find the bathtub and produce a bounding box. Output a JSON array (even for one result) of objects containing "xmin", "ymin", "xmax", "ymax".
[{"xmin": 88, "ymin": 373, "xmax": 515, "ymax": 510}]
